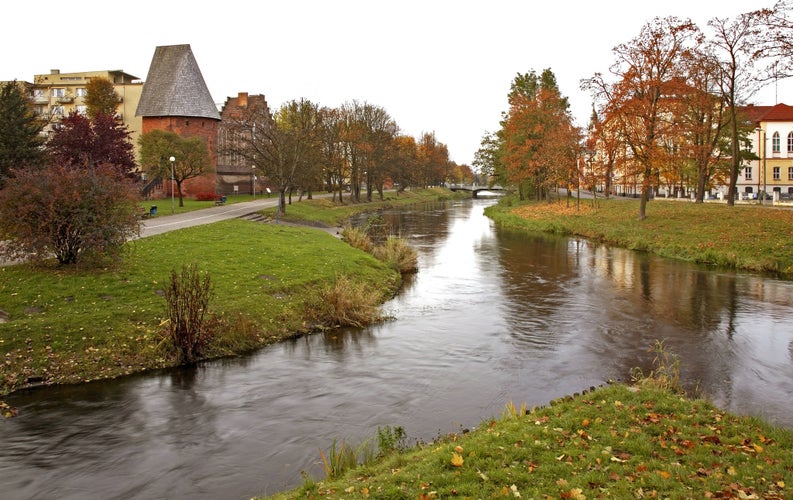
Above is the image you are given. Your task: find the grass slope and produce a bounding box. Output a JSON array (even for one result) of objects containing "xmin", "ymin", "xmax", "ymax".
[
  {"xmin": 268, "ymin": 384, "xmax": 793, "ymax": 499},
  {"xmin": 485, "ymin": 198, "xmax": 793, "ymax": 277}
]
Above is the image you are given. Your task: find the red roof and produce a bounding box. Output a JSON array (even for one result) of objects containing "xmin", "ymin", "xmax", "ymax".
[{"xmin": 742, "ymin": 103, "xmax": 793, "ymax": 123}]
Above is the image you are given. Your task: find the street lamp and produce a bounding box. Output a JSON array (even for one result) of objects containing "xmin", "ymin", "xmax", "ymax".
[
  {"xmin": 169, "ymin": 156, "xmax": 175, "ymax": 214},
  {"xmin": 755, "ymin": 127, "xmax": 767, "ymax": 205},
  {"xmin": 252, "ymin": 165, "xmax": 256, "ymax": 199}
]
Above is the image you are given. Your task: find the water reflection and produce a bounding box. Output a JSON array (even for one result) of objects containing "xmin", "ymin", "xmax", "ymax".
[{"xmin": 2, "ymin": 198, "xmax": 792, "ymax": 499}]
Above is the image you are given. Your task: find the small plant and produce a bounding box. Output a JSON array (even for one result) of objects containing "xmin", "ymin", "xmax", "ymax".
[
  {"xmin": 318, "ymin": 438, "xmax": 366, "ymax": 479},
  {"xmin": 501, "ymin": 400, "xmax": 528, "ymax": 420},
  {"xmin": 631, "ymin": 339, "xmax": 683, "ymax": 393},
  {"xmin": 163, "ymin": 263, "xmax": 215, "ymax": 364},
  {"xmin": 376, "ymin": 425, "xmax": 407, "ymax": 456}
]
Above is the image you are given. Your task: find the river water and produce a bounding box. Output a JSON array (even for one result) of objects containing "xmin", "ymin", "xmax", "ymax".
[{"xmin": 2, "ymin": 198, "xmax": 793, "ymax": 499}]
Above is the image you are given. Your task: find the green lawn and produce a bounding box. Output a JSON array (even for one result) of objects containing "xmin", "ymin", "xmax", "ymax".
[{"xmin": 0, "ymin": 219, "xmax": 398, "ymax": 393}]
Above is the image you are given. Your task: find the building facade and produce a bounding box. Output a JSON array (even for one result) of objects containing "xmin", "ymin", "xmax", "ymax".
[
  {"xmin": 31, "ymin": 69, "xmax": 143, "ymax": 148},
  {"xmin": 135, "ymin": 44, "xmax": 220, "ymax": 196},
  {"xmin": 216, "ymin": 92, "xmax": 273, "ymax": 195},
  {"xmin": 740, "ymin": 103, "xmax": 793, "ymax": 200}
]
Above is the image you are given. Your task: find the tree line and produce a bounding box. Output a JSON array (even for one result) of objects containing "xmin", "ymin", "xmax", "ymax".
[
  {"xmin": 219, "ymin": 98, "xmax": 471, "ymax": 216},
  {"xmin": 475, "ymin": 0, "xmax": 793, "ymax": 220},
  {"xmin": 0, "ymin": 75, "xmax": 471, "ymax": 266}
]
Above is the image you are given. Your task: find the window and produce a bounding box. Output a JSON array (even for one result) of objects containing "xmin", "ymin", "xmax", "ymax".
[
  {"xmin": 51, "ymin": 105, "xmax": 64, "ymax": 116},
  {"xmin": 773, "ymin": 166, "xmax": 780, "ymax": 180},
  {"xmin": 772, "ymin": 131, "xmax": 780, "ymax": 153},
  {"xmin": 788, "ymin": 132, "xmax": 793, "ymax": 153},
  {"xmin": 788, "ymin": 167, "xmax": 793, "ymax": 180},
  {"xmin": 75, "ymin": 105, "xmax": 87, "ymax": 115},
  {"xmin": 744, "ymin": 167, "xmax": 752, "ymax": 180},
  {"xmin": 51, "ymin": 88, "xmax": 65, "ymax": 98},
  {"xmin": 76, "ymin": 88, "xmax": 87, "ymax": 97}
]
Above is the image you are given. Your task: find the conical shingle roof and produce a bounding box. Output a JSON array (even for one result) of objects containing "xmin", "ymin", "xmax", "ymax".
[{"xmin": 135, "ymin": 44, "xmax": 220, "ymax": 120}]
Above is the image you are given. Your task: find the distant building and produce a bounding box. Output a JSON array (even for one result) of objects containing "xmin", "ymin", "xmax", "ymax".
[
  {"xmin": 136, "ymin": 44, "xmax": 220, "ymax": 195},
  {"xmin": 30, "ymin": 69, "xmax": 144, "ymax": 148},
  {"xmin": 217, "ymin": 92, "xmax": 273, "ymax": 195},
  {"xmin": 740, "ymin": 103, "xmax": 793, "ymax": 201}
]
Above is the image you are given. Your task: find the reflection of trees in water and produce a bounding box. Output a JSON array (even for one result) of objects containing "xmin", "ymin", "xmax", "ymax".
[
  {"xmin": 282, "ymin": 327, "xmax": 378, "ymax": 361},
  {"xmin": 494, "ymin": 227, "xmax": 745, "ymax": 396}
]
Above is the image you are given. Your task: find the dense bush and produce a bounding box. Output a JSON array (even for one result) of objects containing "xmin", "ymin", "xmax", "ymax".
[
  {"xmin": 194, "ymin": 192, "xmax": 222, "ymax": 201},
  {"xmin": 0, "ymin": 164, "xmax": 140, "ymax": 265}
]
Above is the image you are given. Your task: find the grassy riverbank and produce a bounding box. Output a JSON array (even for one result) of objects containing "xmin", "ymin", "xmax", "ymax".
[
  {"xmin": 266, "ymin": 383, "xmax": 792, "ymax": 499},
  {"xmin": 0, "ymin": 189, "xmax": 459, "ymax": 396},
  {"xmin": 485, "ymin": 197, "xmax": 793, "ymax": 278},
  {"xmin": 0, "ymin": 220, "xmax": 398, "ymax": 394}
]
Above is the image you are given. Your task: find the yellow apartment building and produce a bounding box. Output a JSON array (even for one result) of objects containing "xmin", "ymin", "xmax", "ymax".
[{"xmin": 31, "ymin": 69, "xmax": 144, "ymax": 155}]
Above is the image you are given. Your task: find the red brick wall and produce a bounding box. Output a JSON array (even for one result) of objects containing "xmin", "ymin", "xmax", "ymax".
[{"xmin": 143, "ymin": 116, "xmax": 219, "ymax": 196}]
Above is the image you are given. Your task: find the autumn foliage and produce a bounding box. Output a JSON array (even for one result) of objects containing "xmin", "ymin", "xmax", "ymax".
[{"xmin": 0, "ymin": 164, "xmax": 140, "ymax": 265}]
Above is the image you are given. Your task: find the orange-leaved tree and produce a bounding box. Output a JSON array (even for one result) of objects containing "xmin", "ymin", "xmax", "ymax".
[{"xmin": 584, "ymin": 17, "xmax": 701, "ymax": 220}]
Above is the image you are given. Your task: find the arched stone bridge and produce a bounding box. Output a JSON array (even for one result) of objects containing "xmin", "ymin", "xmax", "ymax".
[{"xmin": 448, "ymin": 184, "xmax": 506, "ymax": 198}]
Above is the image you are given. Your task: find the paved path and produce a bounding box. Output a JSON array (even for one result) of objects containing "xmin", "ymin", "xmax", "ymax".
[{"xmin": 138, "ymin": 197, "xmax": 278, "ymax": 238}]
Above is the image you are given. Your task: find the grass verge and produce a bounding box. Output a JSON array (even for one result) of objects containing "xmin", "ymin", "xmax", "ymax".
[
  {"xmin": 262, "ymin": 188, "xmax": 469, "ymax": 227},
  {"xmin": 485, "ymin": 197, "xmax": 793, "ymax": 277},
  {"xmin": 0, "ymin": 219, "xmax": 399, "ymax": 395},
  {"xmin": 266, "ymin": 383, "xmax": 793, "ymax": 499}
]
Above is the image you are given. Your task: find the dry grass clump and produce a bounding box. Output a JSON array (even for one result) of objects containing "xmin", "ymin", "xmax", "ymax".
[
  {"xmin": 372, "ymin": 236, "xmax": 418, "ymax": 274},
  {"xmin": 306, "ymin": 274, "xmax": 384, "ymax": 328}
]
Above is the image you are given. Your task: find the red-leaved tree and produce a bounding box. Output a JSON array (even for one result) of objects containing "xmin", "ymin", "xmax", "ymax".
[{"xmin": 0, "ymin": 164, "xmax": 140, "ymax": 265}]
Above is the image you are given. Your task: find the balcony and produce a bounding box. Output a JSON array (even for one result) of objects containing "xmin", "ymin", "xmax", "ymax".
[{"xmin": 56, "ymin": 95, "xmax": 74, "ymax": 103}]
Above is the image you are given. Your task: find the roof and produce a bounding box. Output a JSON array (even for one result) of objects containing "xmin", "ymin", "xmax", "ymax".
[
  {"xmin": 742, "ymin": 103, "xmax": 793, "ymax": 123},
  {"xmin": 135, "ymin": 44, "xmax": 220, "ymax": 120}
]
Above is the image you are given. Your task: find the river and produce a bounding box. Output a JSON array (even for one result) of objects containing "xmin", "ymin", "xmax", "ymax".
[{"xmin": 2, "ymin": 198, "xmax": 792, "ymax": 499}]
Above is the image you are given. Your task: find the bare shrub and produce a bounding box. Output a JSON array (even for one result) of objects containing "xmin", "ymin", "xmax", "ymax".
[{"xmin": 163, "ymin": 264, "xmax": 215, "ymax": 364}]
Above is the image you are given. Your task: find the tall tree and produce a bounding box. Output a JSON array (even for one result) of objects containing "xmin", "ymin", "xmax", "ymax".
[
  {"xmin": 389, "ymin": 135, "xmax": 419, "ymax": 192},
  {"xmin": 138, "ymin": 129, "xmax": 213, "ymax": 207},
  {"xmin": 584, "ymin": 17, "xmax": 700, "ymax": 220},
  {"xmin": 502, "ymin": 69, "xmax": 578, "ymax": 201},
  {"xmin": 707, "ymin": 10, "xmax": 768, "ymax": 205},
  {"xmin": 46, "ymin": 111, "xmax": 136, "ymax": 176},
  {"xmin": 676, "ymin": 47, "xmax": 731, "ymax": 202},
  {"xmin": 317, "ymin": 106, "xmax": 348, "ymax": 202},
  {"xmin": 473, "ymin": 131, "xmax": 503, "ymax": 185},
  {"xmin": 0, "ymin": 81, "xmax": 45, "ymax": 186},
  {"xmin": 85, "ymin": 77, "xmax": 120, "ymax": 118}
]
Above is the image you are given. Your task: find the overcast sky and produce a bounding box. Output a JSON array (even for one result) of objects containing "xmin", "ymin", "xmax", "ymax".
[{"xmin": 2, "ymin": 0, "xmax": 787, "ymax": 165}]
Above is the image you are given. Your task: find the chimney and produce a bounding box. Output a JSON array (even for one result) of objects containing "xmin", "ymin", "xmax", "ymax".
[
  {"xmin": 238, "ymin": 92, "xmax": 248, "ymax": 108},
  {"xmin": 51, "ymin": 69, "xmax": 60, "ymax": 75}
]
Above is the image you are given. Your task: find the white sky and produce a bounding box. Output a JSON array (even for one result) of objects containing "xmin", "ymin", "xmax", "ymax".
[{"xmin": 2, "ymin": 0, "xmax": 787, "ymax": 166}]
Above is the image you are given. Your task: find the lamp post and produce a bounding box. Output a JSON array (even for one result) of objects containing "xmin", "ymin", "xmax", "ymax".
[
  {"xmin": 252, "ymin": 165, "xmax": 256, "ymax": 199},
  {"xmin": 755, "ymin": 127, "xmax": 767, "ymax": 205},
  {"xmin": 169, "ymin": 156, "xmax": 175, "ymax": 214}
]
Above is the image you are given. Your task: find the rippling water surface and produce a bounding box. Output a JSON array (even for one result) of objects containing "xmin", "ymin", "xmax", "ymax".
[{"xmin": 3, "ymin": 198, "xmax": 792, "ymax": 499}]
